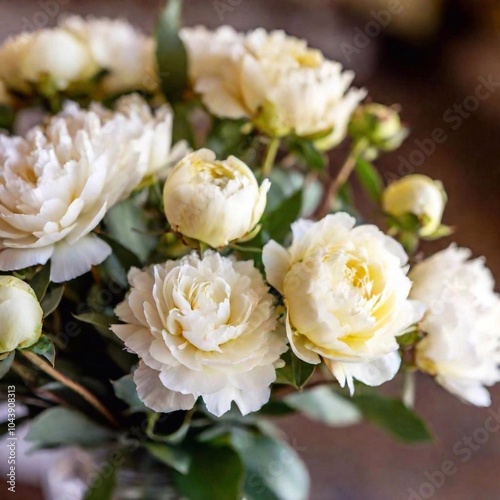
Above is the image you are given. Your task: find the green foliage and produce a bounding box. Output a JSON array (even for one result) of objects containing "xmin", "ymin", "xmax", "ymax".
[
  {"xmin": 29, "ymin": 335, "xmax": 56, "ymax": 366},
  {"xmin": 285, "ymin": 137, "xmax": 327, "ymax": 171},
  {"xmin": 156, "ymin": 0, "xmax": 188, "ymax": 103},
  {"xmin": 26, "ymin": 407, "xmax": 115, "ymax": 451},
  {"xmin": 104, "ymin": 199, "xmax": 157, "ymax": 264},
  {"xmin": 29, "ymin": 263, "xmax": 51, "ymax": 301},
  {"xmin": 355, "ymin": 157, "xmax": 384, "ymax": 203},
  {"xmin": 285, "ymin": 386, "xmax": 362, "ymax": 427},
  {"xmin": 41, "ymin": 285, "xmax": 64, "ymax": 318},
  {"xmin": 275, "ymin": 350, "xmax": 316, "ymax": 390},
  {"xmin": 350, "ymin": 393, "xmax": 432, "ymax": 443},
  {"xmin": 174, "ymin": 443, "xmax": 244, "ymax": 500},
  {"xmin": 112, "ymin": 374, "xmax": 146, "ymax": 413},
  {"xmin": 262, "ymin": 190, "xmax": 303, "ymax": 244},
  {"xmin": 84, "ymin": 465, "xmax": 116, "ymax": 500},
  {"xmin": 144, "ymin": 442, "xmax": 191, "ymax": 474},
  {"xmin": 0, "ymin": 352, "xmax": 14, "ymax": 380},
  {"xmin": 231, "ymin": 428, "xmax": 310, "ymax": 500}
]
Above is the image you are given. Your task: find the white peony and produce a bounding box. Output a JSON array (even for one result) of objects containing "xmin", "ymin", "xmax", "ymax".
[
  {"xmin": 0, "ymin": 28, "xmax": 97, "ymax": 92},
  {"xmin": 382, "ymin": 174, "xmax": 447, "ymax": 237},
  {"xmin": 61, "ymin": 16, "xmax": 158, "ymax": 95},
  {"xmin": 410, "ymin": 246, "xmax": 500, "ymax": 406},
  {"xmin": 163, "ymin": 149, "xmax": 270, "ymax": 248},
  {"xmin": 0, "ymin": 276, "xmax": 43, "ymax": 357},
  {"xmin": 263, "ymin": 213, "xmax": 424, "ymax": 393},
  {"xmin": 181, "ymin": 27, "xmax": 366, "ymax": 146},
  {"xmin": 111, "ymin": 251, "xmax": 286, "ymax": 416},
  {"xmin": 0, "ymin": 95, "xmax": 178, "ymax": 283}
]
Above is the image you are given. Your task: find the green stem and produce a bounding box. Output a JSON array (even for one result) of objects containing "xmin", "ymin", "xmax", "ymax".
[
  {"xmin": 313, "ymin": 140, "xmax": 368, "ymax": 220},
  {"xmin": 20, "ymin": 350, "xmax": 119, "ymax": 427},
  {"xmin": 402, "ymin": 370, "xmax": 416, "ymax": 409},
  {"xmin": 261, "ymin": 137, "xmax": 280, "ymax": 177}
]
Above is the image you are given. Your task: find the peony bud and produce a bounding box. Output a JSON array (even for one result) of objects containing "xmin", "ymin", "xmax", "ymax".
[
  {"xmin": 0, "ymin": 276, "xmax": 43, "ymax": 356},
  {"xmin": 163, "ymin": 149, "xmax": 270, "ymax": 248},
  {"xmin": 382, "ymin": 174, "xmax": 447, "ymax": 237},
  {"xmin": 20, "ymin": 29, "xmax": 97, "ymax": 91},
  {"xmin": 349, "ymin": 103, "xmax": 408, "ymax": 152}
]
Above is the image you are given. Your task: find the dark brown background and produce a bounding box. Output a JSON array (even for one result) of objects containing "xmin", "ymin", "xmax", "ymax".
[{"xmin": 1, "ymin": 0, "xmax": 499, "ymax": 499}]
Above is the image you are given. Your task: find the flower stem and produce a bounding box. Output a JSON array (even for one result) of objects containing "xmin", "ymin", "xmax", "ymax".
[
  {"xmin": 402, "ymin": 370, "xmax": 416, "ymax": 408},
  {"xmin": 261, "ymin": 137, "xmax": 280, "ymax": 177},
  {"xmin": 19, "ymin": 350, "xmax": 119, "ymax": 428},
  {"xmin": 313, "ymin": 140, "xmax": 367, "ymax": 220}
]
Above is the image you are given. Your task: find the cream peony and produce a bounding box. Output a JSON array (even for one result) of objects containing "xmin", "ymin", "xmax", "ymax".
[
  {"xmin": 163, "ymin": 149, "xmax": 270, "ymax": 248},
  {"xmin": 382, "ymin": 174, "xmax": 447, "ymax": 237},
  {"xmin": 111, "ymin": 251, "xmax": 286, "ymax": 416},
  {"xmin": 61, "ymin": 16, "xmax": 158, "ymax": 95},
  {"xmin": 0, "ymin": 28, "xmax": 96, "ymax": 92},
  {"xmin": 263, "ymin": 213, "xmax": 424, "ymax": 393},
  {"xmin": 0, "ymin": 276, "xmax": 43, "ymax": 357},
  {"xmin": 410, "ymin": 246, "xmax": 500, "ymax": 406},
  {"xmin": 0, "ymin": 95, "xmax": 178, "ymax": 283},
  {"xmin": 181, "ymin": 27, "xmax": 366, "ymax": 145}
]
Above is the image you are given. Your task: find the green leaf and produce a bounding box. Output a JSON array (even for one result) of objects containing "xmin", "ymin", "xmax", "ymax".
[
  {"xmin": 25, "ymin": 407, "xmax": 115, "ymax": 451},
  {"xmin": 231, "ymin": 429, "xmax": 310, "ymax": 500},
  {"xmin": 156, "ymin": 0, "xmax": 188, "ymax": 103},
  {"xmin": 0, "ymin": 104, "xmax": 14, "ymax": 132},
  {"xmin": 29, "ymin": 335, "xmax": 56, "ymax": 366},
  {"xmin": 287, "ymin": 137, "xmax": 327, "ymax": 171},
  {"xmin": 174, "ymin": 443, "xmax": 244, "ymax": 500},
  {"xmin": 100, "ymin": 234, "xmax": 142, "ymax": 270},
  {"xmin": 275, "ymin": 350, "xmax": 316, "ymax": 390},
  {"xmin": 104, "ymin": 199, "xmax": 156, "ymax": 263},
  {"xmin": 355, "ymin": 157, "xmax": 384, "ymax": 202},
  {"xmin": 112, "ymin": 374, "xmax": 146, "ymax": 413},
  {"xmin": 350, "ymin": 393, "xmax": 432, "ymax": 443},
  {"xmin": 30, "ymin": 263, "xmax": 51, "ymax": 301},
  {"xmin": 41, "ymin": 285, "xmax": 64, "ymax": 318},
  {"xmin": 285, "ymin": 386, "xmax": 362, "ymax": 427},
  {"xmin": 73, "ymin": 312, "xmax": 118, "ymax": 337},
  {"xmin": 84, "ymin": 463, "xmax": 116, "ymax": 500},
  {"xmin": 0, "ymin": 352, "xmax": 14, "ymax": 380},
  {"xmin": 144, "ymin": 442, "xmax": 191, "ymax": 474},
  {"xmin": 263, "ymin": 190, "xmax": 303, "ymax": 244}
]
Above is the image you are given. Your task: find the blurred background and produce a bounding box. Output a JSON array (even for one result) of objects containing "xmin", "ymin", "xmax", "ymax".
[{"xmin": 1, "ymin": 0, "xmax": 499, "ymax": 498}]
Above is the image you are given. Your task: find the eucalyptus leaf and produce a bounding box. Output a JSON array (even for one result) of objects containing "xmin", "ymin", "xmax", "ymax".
[
  {"xmin": 26, "ymin": 407, "xmax": 115, "ymax": 451},
  {"xmin": 156, "ymin": 0, "xmax": 188, "ymax": 103},
  {"xmin": 231, "ymin": 428, "xmax": 310, "ymax": 500},
  {"xmin": 350, "ymin": 393, "xmax": 432, "ymax": 443},
  {"xmin": 73, "ymin": 312, "xmax": 119, "ymax": 338},
  {"xmin": 41, "ymin": 286, "xmax": 64, "ymax": 318},
  {"xmin": 0, "ymin": 352, "xmax": 15, "ymax": 380},
  {"xmin": 285, "ymin": 386, "xmax": 362, "ymax": 427},
  {"xmin": 100, "ymin": 234, "xmax": 142, "ymax": 270},
  {"xmin": 174, "ymin": 443, "xmax": 244, "ymax": 500},
  {"xmin": 144, "ymin": 442, "xmax": 191, "ymax": 474}
]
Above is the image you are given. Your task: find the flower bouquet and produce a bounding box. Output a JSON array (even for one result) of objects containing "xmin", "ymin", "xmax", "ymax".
[{"xmin": 0, "ymin": 1, "xmax": 499, "ymax": 499}]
